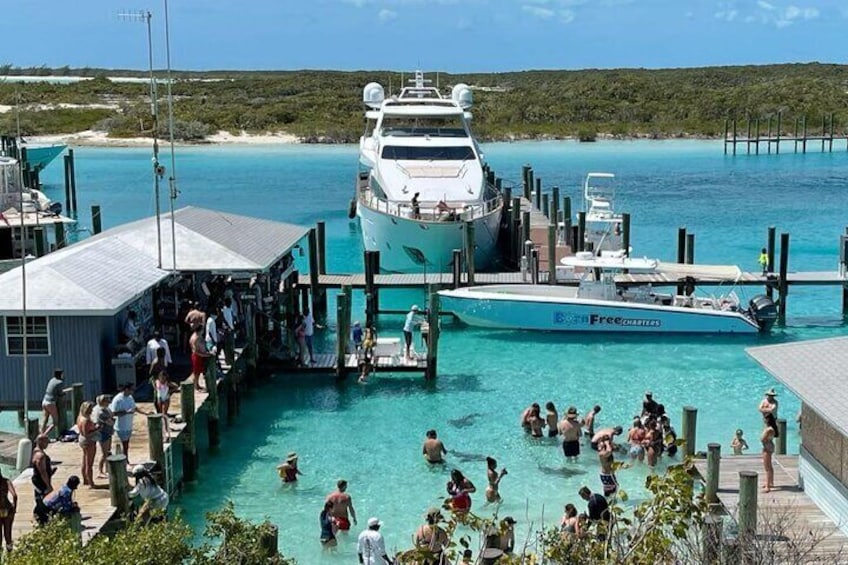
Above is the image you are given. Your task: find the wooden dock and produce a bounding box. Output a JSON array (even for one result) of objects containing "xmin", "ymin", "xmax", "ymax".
[
  {"xmin": 0, "ymin": 430, "xmax": 28, "ymax": 466},
  {"xmin": 693, "ymin": 455, "xmax": 847, "ymax": 557},
  {"xmin": 724, "ymin": 112, "xmax": 848, "ymax": 156},
  {"xmin": 273, "ymin": 352, "xmax": 427, "ymax": 374}
]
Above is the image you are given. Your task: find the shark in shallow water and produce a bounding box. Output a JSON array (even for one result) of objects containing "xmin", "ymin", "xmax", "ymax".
[{"xmin": 447, "ymin": 412, "xmax": 484, "ymax": 429}]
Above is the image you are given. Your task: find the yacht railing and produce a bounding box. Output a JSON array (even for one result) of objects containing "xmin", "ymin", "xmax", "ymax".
[{"xmin": 358, "ymin": 184, "xmax": 502, "ymax": 223}]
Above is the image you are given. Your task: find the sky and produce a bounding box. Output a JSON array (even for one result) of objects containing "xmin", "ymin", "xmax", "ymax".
[{"xmin": 2, "ymin": 0, "xmax": 846, "ymax": 72}]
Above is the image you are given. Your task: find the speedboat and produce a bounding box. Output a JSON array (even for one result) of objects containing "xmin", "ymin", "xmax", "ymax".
[
  {"xmin": 351, "ymin": 71, "xmax": 502, "ymax": 273},
  {"xmin": 583, "ymin": 172, "xmax": 623, "ymax": 253},
  {"xmin": 439, "ymin": 251, "xmax": 777, "ymax": 334}
]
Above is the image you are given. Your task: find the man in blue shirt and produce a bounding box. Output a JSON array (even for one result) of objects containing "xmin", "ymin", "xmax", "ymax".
[
  {"xmin": 403, "ymin": 305, "xmax": 422, "ymax": 360},
  {"xmin": 46, "ymin": 475, "xmax": 80, "ymax": 518}
]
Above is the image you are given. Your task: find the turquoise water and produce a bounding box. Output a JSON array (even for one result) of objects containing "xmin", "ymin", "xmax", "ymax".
[{"xmin": 33, "ymin": 140, "xmax": 848, "ymax": 562}]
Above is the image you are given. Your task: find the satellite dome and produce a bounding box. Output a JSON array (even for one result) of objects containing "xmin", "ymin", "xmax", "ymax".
[
  {"xmin": 451, "ymin": 83, "xmax": 473, "ymax": 109},
  {"xmin": 363, "ymin": 82, "xmax": 385, "ymax": 109}
]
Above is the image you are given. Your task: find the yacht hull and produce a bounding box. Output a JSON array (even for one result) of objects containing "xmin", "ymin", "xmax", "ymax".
[
  {"xmin": 357, "ymin": 203, "xmax": 501, "ymax": 273},
  {"xmin": 439, "ymin": 285, "xmax": 760, "ymax": 334}
]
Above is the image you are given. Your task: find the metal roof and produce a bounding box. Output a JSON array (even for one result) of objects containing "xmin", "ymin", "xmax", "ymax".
[
  {"xmin": 747, "ymin": 337, "xmax": 848, "ymax": 437},
  {"xmin": 0, "ymin": 206, "xmax": 307, "ymax": 316}
]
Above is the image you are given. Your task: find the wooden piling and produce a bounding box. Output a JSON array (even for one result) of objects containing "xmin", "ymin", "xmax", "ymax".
[
  {"xmin": 676, "ymin": 227, "xmax": 687, "ymax": 295},
  {"xmin": 33, "ymin": 227, "xmax": 45, "ymax": 257},
  {"xmin": 686, "ymin": 233, "xmax": 695, "ymax": 264},
  {"xmin": 54, "ymin": 222, "xmax": 66, "ymax": 250},
  {"xmin": 766, "ymin": 226, "xmax": 776, "ymax": 297},
  {"xmin": 371, "ymin": 251, "xmax": 381, "ymax": 314},
  {"xmin": 542, "ymin": 193, "xmax": 550, "ymax": 219},
  {"xmin": 180, "ymin": 380, "xmax": 197, "ymax": 482},
  {"xmin": 26, "ymin": 417, "xmax": 39, "ymax": 442},
  {"xmin": 563, "ymin": 196, "xmax": 572, "ymax": 247},
  {"xmin": 577, "ymin": 212, "xmax": 586, "ymax": 252},
  {"xmin": 510, "ymin": 197, "xmax": 521, "ymax": 266},
  {"xmin": 425, "ymin": 287, "xmax": 440, "ymax": 380},
  {"xmin": 723, "ymin": 119, "xmax": 729, "ymax": 155},
  {"xmin": 776, "ymin": 419, "xmax": 787, "ymax": 455},
  {"xmin": 107, "ymin": 454, "xmax": 130, "ymax": 515},
  {"xmin": 69, "ymin": 383, "xmax": 84, "ymax": 424},
  {"xmin": 335, "ymin": 291, "xmax": 349, "ymax": 379},
  {"xmin": 521, "ymin": 211, "xmax": 531, "ymax": 253},
  {"xmin": 147, "ymin": 413, "xmax": 166, "ymax": 473},
  {"xmin": 528, "ymin": 170, "xmax": 536, "ymax": 206},
  {"xmin": 452, "ymin": 249, "xmax": 462, "ymax": 289},
  {"xmin": 682, "ymin": 406, "xmax": 698, "ymax": 458},
  {"xmin": 737, "ymin": 471, "xmax": 758, "ymax": 541},
  {"xmin": 521, "ymin": 165, "xmax": 531, "ymax": 200},
  {"xmin": 801, "ymin": 115, "xmax": 807, "ymax": 154},
  {"xmin": 317, "ymin": 221, "xmax": 327, "ymax": 275},
  {"xmin": 68, "ymin": 148, "xmax": 77, "ymax": 214},
  {"xmin": 364, "ymin": 250, "xmax": 376, "ymax": 326},
  {"xmin": 56, "ymin": 392, "xmax": 68, "ymax": 435},
  {"xmin": 551, "ymin": 186, "xmax": 560, "ymax": 227},
  {"xmin": 778, "ymin": 232, "xmax": 790, "ymax": 326},
  {"xmin": 91, "ymin": 204, "xmax": 102, "ymax": 235},
  {"xmin": 776, "ymin": 111, "xmax": 782, "ymax": 154},
  {"xmin": 206, "ymin": 355, "xmax": 220, "ymax": 447},
  {"xmin": 63, "ymin": 155, "xmax": 72, "ymax": 213},
  {"xmin": 547, "ymin": 224, "xmax": 556, "ymax": 285},
  {"xmin": 706, "ymin": 442, "xmax": 721, "ymax": 505},
  {"xmin": 702, "ymin": 514, "xmax": 723, "ymax": 564},
  {"xmin": 307, "ymin": 228, "xmax": 323, "ymax": 316},
  {"xmin": 465, "ymin": 221, "xmax": 476, "ymax": 285},
  {"xmin": 531, "ymin": 248, "xmax": 539, "ymax": 284},
  {"xmin": 622, "ymin": 213, "xmax": 631, "ymax": 256},
  {"xmin": 534, "ymin": 177, "xmax": 542, "ymax": 211},
  {"xmin": 260, "ymin": 523, "xmax": 280, "ymax": 556}
]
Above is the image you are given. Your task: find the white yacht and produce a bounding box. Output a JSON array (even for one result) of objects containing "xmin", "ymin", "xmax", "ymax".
[
  {"xmin": 583, "ymin": 172, "xmax": 623, "ymax": 253},
  {"xmin": 352, "ymin": 72, "xmax": 502, "ymax": 273}
]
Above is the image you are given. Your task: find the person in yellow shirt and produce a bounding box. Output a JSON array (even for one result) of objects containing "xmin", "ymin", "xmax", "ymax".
[{"xmin": 758, "ymin": 248, "xmax": 769, "ymax": 275}]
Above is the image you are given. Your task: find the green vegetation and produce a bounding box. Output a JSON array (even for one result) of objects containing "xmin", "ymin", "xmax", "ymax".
[{"xmin": 2, "ymin": 63, "xmax": 848, "ymax": 142}]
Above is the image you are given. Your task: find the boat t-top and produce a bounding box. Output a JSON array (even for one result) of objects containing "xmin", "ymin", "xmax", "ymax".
[
  {"xmin": 439, "ymin": 250, "xmax": 778, "ymax": 334},
  {"xmin": 583, "ymin": 172, "xmax": 624, "ymax": 253},
  {"xmin": 352, "ymin": 71, "xmax": 502, "ymax": 273}
]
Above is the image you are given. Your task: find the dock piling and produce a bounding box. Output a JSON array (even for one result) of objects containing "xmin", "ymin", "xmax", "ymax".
[
  {"xmin": 677, "ymin": 227, "xmax": 687, "ymax": 295},
  {"xmin": 180, "ymin": 380, "xmax": 197, "ymax": 482},
  {"xmin": 521, "ymin": 211, "xmax": 531, "ymax": 258},
  {"xmin": 69, "ymin": 383, "xmax": 84, "ymax": 424},
  {"xmin": 622, "ymin": 213, "xmax": 631, "ymax": 256},
  {"xmin": 766, "ymin": 226, "xmax": 776, "ymax": 298},
  {"xmin": 364, "ymin": 250, "xmax": 376, "ymax": 326},
  {"xmin": 778, "ymin": 232, "xmax": 790, "ymax": 326},
  {"xmin": 577, "ymin": 212, "xmax": 586, "ymax": 253},
  {"xmin": 509, "ymin": 197, "xmax": 521, "ymax": 267},
  {"xmin": 551, "ymin": 186, "xmax": 560, "ymax": 228},
  {"xmin": 425, "ymin": 286, "xmax": 440, "ymax": 380},
  {"xmin": 91, "ymin": 204, "xmax": 102, "ymax": 235},
  {"xmin": 63, "ymin": 155, "xmax": 72, "ymax": 214},
  {"xmin": 776, "ymin": 419, "xmax": 787, "ymax": 455},
  {"xmin": 465, "ymin": 221, "xmax": 476, "ymax": 285},
  {"xmin": 737, "ymin": 470, "xmax": 759, "ymax": 541},
  {"xmin": 26, "ymin": 418, "xmax": 39, "ymax": 442},
  {"xmin": 547, "ymin": 224, "xmax": 556, "ymax": 285},
  {"xmin": 534, "ymin": 175, "xmax": 541, "ymax": 211},
  {"xmin": 682, "ymin": 406, "xmax": 698, "ymax": 457},
  {"xmin": 452, "ymin": 249, "xmax": 462, "ymax": 289},
  {"xmin": 335, "ymin": 291, "xmax": 349, "ymax": 379},
  {"xmin": 522, "ymin": 165, "xmax": 531, "ymax": 200},
  {"xmin": 685, "ymin": 233, "xmax": 695, "ymax": 265},
  {"xmin": 542, "ymin": 193, "xmax": 550, "ymax": 219},
  {"xmin": 107, "ymin": 454, "xmax": 131, "ymax": 515},
  {"xmin": 317, "ymin": 221, "xmax": 327, "ymax": 275},
  {"xmin": 563, "ymin": 196, "xmax": 572, "ymax": 247},
  {"xmin": 206, "ymin": 357, "xmax": 220, "ymax": 447},
  {"xmin": 33, "ymin": 227, "xmax": 45, "ymax": 257},
  {"xmin": 706, "ymin": 442, "xmax": 721, "ymax": 505},
  {"xmin": 702, "ymin": 514, "xmax": 723, "ymax": 565},
  {"xmin": 531, "ymin": 248, "xmax": 540, "ymax": 284},
  {"xmin": 147, "ymin": 413, "xmax": 166, "ymax": 476}
]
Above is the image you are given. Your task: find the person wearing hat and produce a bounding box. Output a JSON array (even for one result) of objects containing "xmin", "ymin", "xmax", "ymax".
[
  {"xmin": 277, "ymin": 452, "xmax": 303, "ymax": 483},
  {"xmin": 641, "ymin": 391, "xmax": 659, "ymax": 419},
  {"xmin": 357, "ymin": 517, "xmax": 391, "ymax": 565},
  {"xmin": 758, "ymin": 388, "xmax": 779, "ymax": 419},
  {"xmin": 403, "ymin": 305, "xmax": 423, "ymax": 360},
  {"xmin": 413, "ymin": 507, "xmax": 448, "ymax": 562},
  {"xmin": 499, "ymin": 516, "xmax": 517, "ymax": 554},
  {"xmin": 129, "ymin": 464, "xmax": 169, "ymax": 522},
  {"xmin": 558, "ymin": 407, "xmax": 583, "ymax": 462}
]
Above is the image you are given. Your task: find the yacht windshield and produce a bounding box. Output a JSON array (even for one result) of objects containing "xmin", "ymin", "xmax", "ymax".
[
  {"xmin": 380, "ymin": 116, "xmax": 468, "ymax": 137},
  {"xmin": 381, "ymin": 146, "xmax": 476, "ymax": 161}
]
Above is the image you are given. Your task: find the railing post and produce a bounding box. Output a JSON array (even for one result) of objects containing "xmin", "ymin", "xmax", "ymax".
[
  {"xmin": 737, "ymin": 471, "xmax": 758, "ymax": 542},
  {"xmin": 706, "ymin": 442, "xmax": 721, "ymax": 505},
  {"xmin": 107, "ymin": 454, "xmax": 130, "ymax": 515}
]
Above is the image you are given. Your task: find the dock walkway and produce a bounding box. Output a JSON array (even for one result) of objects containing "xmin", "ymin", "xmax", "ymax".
[{"xmin": 693, "ymin": 455, "xmax": 847, "ymax": 557}]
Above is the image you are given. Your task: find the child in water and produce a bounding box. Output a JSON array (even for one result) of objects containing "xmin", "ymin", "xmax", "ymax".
[{"xmin": 731, "ymin": 429, "xmax": 749, "ymax": 455}]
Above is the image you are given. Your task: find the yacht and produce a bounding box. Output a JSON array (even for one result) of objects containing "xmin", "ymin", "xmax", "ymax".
[
  {"xmin": 582, "ymin": 172, "xmax": 623, "ymax": 253},
  {"xmin": 439, "ymin": 251, "xmax": 778, "ymax": 334},
  {"xmin": 352, "ymin": 72, "xmax": 502, "ymax": 273}
]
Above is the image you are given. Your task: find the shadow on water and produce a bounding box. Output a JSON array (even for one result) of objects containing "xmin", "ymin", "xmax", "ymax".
[
  {"xmin": 447, "ymin": 412, "xmax": 484, "ymax": 429},
  {"xmin": 449, "ymin": 449, "xmax": 490, "ymax": 463},
  {"xmin": 537, "ymin": 465, "xmax": 587, "ymax": 479}
]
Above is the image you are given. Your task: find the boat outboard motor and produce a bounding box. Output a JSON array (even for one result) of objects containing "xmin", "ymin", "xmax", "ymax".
[{"xmin": 748, "ymin": 295, "xmax": 778, "ymax": 332}]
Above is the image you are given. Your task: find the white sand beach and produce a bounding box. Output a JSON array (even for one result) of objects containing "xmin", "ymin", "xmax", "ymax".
[{"xmin": 24, "ymin": 129, "xmax": 300, "ymax": 147}]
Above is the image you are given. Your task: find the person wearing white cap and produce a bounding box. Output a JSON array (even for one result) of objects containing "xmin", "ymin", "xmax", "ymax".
[
  {"xmin": 403, "ymin": 305, "xmax": 423, "ymax": 360},
  {"xmin": 129, "ymin": 464, "xmax": 169, "ymax": 522},
  {"xmin": 357, "ymin": 517, "xmax": 391, "ymax": 565},
  {"xmin": 758, "ymin": 388, "xmax": 778, "ymax": 419}
]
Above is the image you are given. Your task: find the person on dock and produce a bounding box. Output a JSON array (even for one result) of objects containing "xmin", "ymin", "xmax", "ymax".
[
  {"xmin": 422, "ymin": 429, "xmax": 446, "ymax": 464},
  {"xmin": 110, "ymin": 382, "xmax": 138, "ymax": 464},
  {"xmin": 485, "ymin": 457, "xmax": 507, "ymax": 503},
  {"xmin": 591, "ymin": 426, "xmax": 624, "ymax": 451},
  {"xmin": 762, "ymin": 414, "xmax": 779, "ymax": 492},
  {"xmin": 320, "ymin": 501, "xmax": 338, "ymax": 549},
  {"xmin": 190, "ymin": 326, "xmax": 211, "ymax": 391},
  {"xmin": 41, "ymin": 368, "xmax": 65, "ymax": 434},
  {"xmin": 326, "ymin": 479, "xmax": 357, "ymax": 531},
  {"xmin": 205, "ymin": 309, "xmax": 220, "ymax": 357},
  {"xmin": 76, "ymin": 401, "xmax": 99, "ymax": 488},
  {"xmin": 357, "ymin": 517, "xmax": 391, "ymax": 565},
  {"xmin": 129, "ymin": 465, "xmax": 169, "ymax": 523},
  {"xmin": 148, "ymin": 347, "xmax": 168, "ymax": 381},
  {"xmin": 185, "ymin": 300, "xmax": 206, "ymax": 332},
  {"xmin": 352, "ymin": 321, "xmax": 364, "ymax": 352},
  {"xmin": 413, "ymin": 507, "xmax": 448, "ymax": 562},
  {"xmin": 0, "ymin": 468, "xmax": 18, "ymax": 552},
  {"xmin": 221, "ymin": 296, "xmax": 237, "ymax": 365},
  {"xmin": 558, "ymin": 407, "xmax": 583, "ymax": 461},
  {"xmin": 403, "ymin": 305, "xmax": 423, "ymax": 360},
  {"xmin": 45, "ymin": 475, "xmax": 80, "ymax": 520},
  {"xmin": 122, "ymin": 311, "xmax": 139, "ymax": 343},
  {"xmin": 759, "ymin": 388, "xmax": 779, "ymax": 419},
  {"xmin": 363, "ymin": 325, "xmax": 377, "ymax": 360},
  {"xmin": 278, "ymin": 452, "xmax": 303, "ymax": 483},
  {"xmin": 358, "ymin": 349, "xmax": 374, "ymax": 384},
  {"xmin": 583, "ymin": 405, "xmax": 601, "ymax": 439},
  {"xmin": 303, "ymin": 308, "xmax": 323, "ymax": 365},
  {"xmin": 411, "ymin": 192, "xmax": 421, "ymax": 219},
  {"xmin": 545, "ymin": 402, "xmax": 559, "ymax": 438},
  {"xmin": 294, "ymin": 315, "xmax": 307, "ymax": 366},
  {"xmin": 731, "ymin": 428, "xmax": 750, "ymax": 455},
  {"xmin": 92, "ymin": 394, "xmax": 114, "ymax": 479},
  {"xmin": 154, "ymin": 371, "xmax": 178, "ymax": 426},
  {"xmin": 759, "ymin": 247, "xmax": 769, "ymax": 275},
  {"xmin": 145, "ymin": 330, "xmax": 172, "ymax": 367},
  {"xmin": 446, "ymin": 469, "xmax": 476, "ymax": 514},
  {"xmin": 31, "ymin": 433, "xmax": 56, "ymax": 526}
]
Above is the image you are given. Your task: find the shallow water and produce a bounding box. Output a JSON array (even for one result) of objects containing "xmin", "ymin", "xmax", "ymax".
[{"xmin": 27, "ymin": 140, "xmax": 848, "ymax": 562}]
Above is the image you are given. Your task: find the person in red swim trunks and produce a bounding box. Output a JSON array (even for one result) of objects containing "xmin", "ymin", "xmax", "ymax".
[
  {"xmin": 326, "ymin": 479, "xmax": 357, "ymax": 531},
  {"xmin": 446, "ymin": 469, "xmax": 476, "ymax": 514}
]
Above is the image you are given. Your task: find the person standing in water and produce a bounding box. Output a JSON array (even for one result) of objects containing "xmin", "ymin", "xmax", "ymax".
[
  {"xmin": 320, "ymin": 501, "xmax": 338, "ymax": 549},
  {"xmin": 326, "ymin": 479, "xmax": 358, "ymax": 531},
  {"xmin": 422, "ymin": 430, "xmax": 447, "ymax": 464},
  {"xmin": 446, "ymin": 469, "xmax": 476, "ymax": 514},
  {"xmin": 277, "ymin": 452, "xmax": 303, "ymax": 483},
  {"xmin": 484, "ymin": 457, "xmax": 507, "ymax": 503},
  {"xmin": 583, "ymin": 405, "xmax": 601, "ymax": 438},
  {"xmin": 545, "ymin": 402, "xmax": 559, "ymax": 438},
  {"xmin": 558, "ymin": 407, "xmax": 583, "ymax": 461}
]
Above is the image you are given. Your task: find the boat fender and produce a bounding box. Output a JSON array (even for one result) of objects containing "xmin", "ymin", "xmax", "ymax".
[{"xmin": 348, "ymin": 199, "xmax": 357, "ymax": 219}]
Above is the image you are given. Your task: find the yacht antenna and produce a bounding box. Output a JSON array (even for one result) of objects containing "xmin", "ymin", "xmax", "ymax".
[
  {"xmin": 15, "ymin": 91, "xmax": 29, "ymax": 421},
  {"xmin": 120, "ymin": 10, "xmax": 162, "ymax": 269},
  {"xmin": 163, "ymin": 0, "xmax": 178, "ymax": 271}
]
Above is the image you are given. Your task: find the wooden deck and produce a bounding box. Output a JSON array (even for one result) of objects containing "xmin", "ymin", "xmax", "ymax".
[
  {"xmin": 693, "ymin": 455, "xmax": 847, "ymax": 556},
  {"xmin": 0, "ymin": 430, "xmax": 28, "ymax": 466},
  {"xmin": 11, "ymin": 381, "xmax": 209, "ymax": 544},
  {"xmin": 269, "ymin": 352, "xmax": 427, "ymax": 374}
]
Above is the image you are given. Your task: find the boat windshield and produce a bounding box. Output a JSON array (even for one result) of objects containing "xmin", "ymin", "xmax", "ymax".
[
  {"xmin": 380, "ymin": 116, "xmax": 468, "ymax": 137},
  {"xmin": 381, "ymin": 145, "xmax": 475, "ymax": 161}
]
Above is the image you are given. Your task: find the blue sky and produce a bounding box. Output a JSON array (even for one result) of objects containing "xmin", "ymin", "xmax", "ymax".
[{"xmin": 3, "ymin": 0, "xmax": 846, "ymax": 72}]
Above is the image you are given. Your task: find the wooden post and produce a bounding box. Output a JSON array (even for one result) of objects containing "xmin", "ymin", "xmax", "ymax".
[
  {"xmin": 54, "ymin": 222, "xmax": 66, "ymax": 250},
  {"xmin": 56, "ymin": 391, "xmax": 68, "ymax": 435},
  {"xmin": 259, "ymin": 523, "xmax": 280, "ymax": 557},
  {"xmin": 69, "ymin": 383, "xmax": 84, "ymax": 425},
  {"xmin": 746, "ymin": 115, "xmax": 752, "ymax": 155},
  {"xmin": 551, "ymin": 186, "xmax": 560, "ymax": 228},
  {"xmin": 425, "ymin": 287, "xmax": 440, "ymax": 380},
  {"xmin": 521, "ymin": 165, "xmax": 531, "ymax": 200},
  {"xmin": 542, "ymin": 193, "xmax": 550, "ymax": 219},
  {"xmin": 676, "ymin": 227, "xmax": 687, "ymax": 295},
  {"xmin": 534, "ymin": 177, "xmax": 542, "ymax": 211},
  {"xmin": 737, "ymin": 471, "xmax": 758, "ymax": 541},
  {"xmin": 767, "ymin": 114, "xmax": 772, "ymax": 154},
  {"xmin": 563, "ymin": 196, "xmax": 572, "ymax": 247},
  {"xmin": 793, "ymin": 116, "xmax": 800, "ymax": 153},
  {"xmin": 577, "ymin": 212, "xmax": 586, "ymax": 252},
  {"xmin": 452, "ymin": 249, "xmax": 462, "ymax": 289},
  {"xmin": 682, "ymin": 406, "xmax": 698, "ymax": 457},
  {"xmin": 371, "ymin": 251, "xmax": 381, "ymax": 314},
  {"xmin": 317, "ymin": 221, "xmax": 327, "ymax": 275},
  {"xmin": 754, "ymin": 118, "xmax": 760, "ymax": 155},
  {"xmin": 180, "ymin": 380, "xmax": 197, "ymax": 482},
  {"xmin": 547, "ymin": 224, "xmax": 556, "ymax": 285},
  {"xmin": 510, "ymin": 197, "xmax": 521, "ymax": 267},
  {"xmin": 801, "ymin": 115, "xmax": 807, "ymax": 154},
  {"xmin": 821, "ymin": 114, "xmax": 827, "ymax": 152},
  {"xmin": 206, "ymin": 354, "xmax": 220, "ymax": 447},
  {"xmin": 465, "ymin": 221, "xmax": 476, "ymax": 285},
  {"xmin": 622, "ymin": 213, "xmax": 631, "ymax": 256},
  {"xmin": 27, "ymin": 417, "xmax": 39, "ymax": 442},
  {"xmin": 732, "ymin": 117, "xmax": 737, "ymax": 155},
  {"xmin": 147, "ymin": 413, "xmax": 166, "ymax": 472},
  {"xmin": 33, "ymin": 227, "xmax": 45, "ymax": 257},
  {"xmin": 702, "ymin": 514, "xmax": 723, "ymax": 565},
  {"xmin": 364, "ymin": 250, "xmax": 375, "ymax": 326},
  {"xmin": 528, "ymin": 169, "xmax": 535, "ymax": 205},
  {"xmin": 63, "ymin": 154, "xmax": 72, "ymax": 213},
  {"xmin": 686, "ymin": 233, "xmax": 695, "ymax": 264},
  {"xmin": 91, "ymin": 204, "xmax": 102, "ymax": 235},
  {"xmin": 776, "ymin": 419, "xmax": 787, "ymax": 455},
  {"xmin": 307, "ymin": 227, "xmax": 323, "ymax": 316},
  {"xmin": 335, "ymin": 291, "xmax": 348, "ymax": 379},
  {"xmin": 778, "ymin": 232, "xmax": 790, "ymax": 326},
  {"xmin": 706, "ymin": 442, "xmax": 721, "ymax": 505},
  {"xmin": 521, "ymin": 211, "xmax": 531, "ymax": 255},
  {"xmin": 776, "ymin": 111, "xmax": 782, "ymax": 154},
  {"xmin": 723, "ymin": 119, "xmax": 729, "ymax": 155},
  {"xmin": 67, "ymin": 148, "xmax": 77, "ymax": 213},
  {"xmin": 531, "ymin": 248, "xmax": 540, "ymax": 284},
  {"xmin": 829, "ymin": 112, "xmax": 835, "ymax": 152},
  {"xmin": 107, "ymin": 454, "xmax": 130, "ymax": 515}
]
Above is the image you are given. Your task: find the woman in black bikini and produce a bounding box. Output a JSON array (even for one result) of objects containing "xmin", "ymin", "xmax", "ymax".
[{"xmin": 485, "ymin": 457, "xmax": 507, "ymax": 503}]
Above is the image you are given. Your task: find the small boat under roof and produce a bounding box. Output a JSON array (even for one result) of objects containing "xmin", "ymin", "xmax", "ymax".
[{"xmin": 439, "ymin": 251, "xmax": 778, "ymax": 334}]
